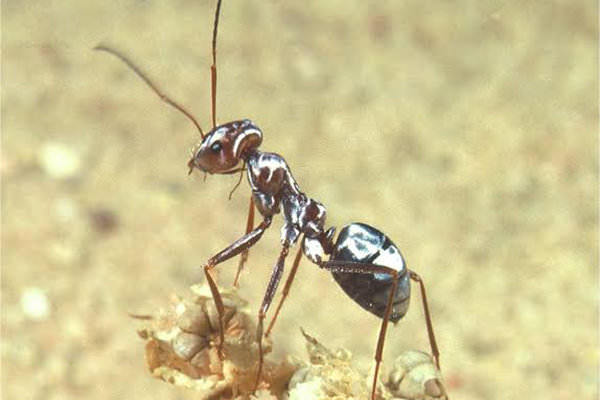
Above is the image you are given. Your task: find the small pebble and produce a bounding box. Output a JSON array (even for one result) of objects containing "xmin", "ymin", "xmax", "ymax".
[
  {"xmin": 88, "ymin": 207, "xmax": 119, "ymax": 234},
  {"xmin": 40, "ymin": 142, "xmax": 81, "ymax": 179},
  {"xmin": 20, "ymin": 287, "xmax": 50, "ymax": 321}
]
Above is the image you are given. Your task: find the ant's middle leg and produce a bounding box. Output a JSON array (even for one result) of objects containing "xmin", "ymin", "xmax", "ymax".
[
  {"xmin": 203, "ymin": 216, "xmax": 272, "ymax": 357},
  {"xmin": 265, "ymin": 244, "xmax": 303, "ymax": 337},
  {"xmin": 253, "ymin": 242, "xmax": 291, "ymax": 391},
  {"xmin": 233, "ymin": 195, "xmax": 255, "ymax": 287}
]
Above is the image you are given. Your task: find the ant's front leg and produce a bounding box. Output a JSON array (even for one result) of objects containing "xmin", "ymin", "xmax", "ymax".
[{"xmin": 203, "ymin": 216, "xmax": 272, "ymax": 357}]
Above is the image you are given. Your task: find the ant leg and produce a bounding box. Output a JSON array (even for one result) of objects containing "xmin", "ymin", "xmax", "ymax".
[
  {"xmin": 233, "ymin": 195, "xmax": 255, "ymax": 287},
  {"xmin": 319, "ymin": 260, "xmax": 401, "ymax": 400},
  {"xmin": 409, "ymin": 270, "xmax": 441, "ymax": 370},
  {"xmin": 254, "ymin": 243, "xmax": 291, "ymax": 391},
  {"xmin": 204, "ymin": 216, "xmax": 272, "ymax": 357},
  {"xmin": 265, "ymin": 244, "xmax": 303, "ymax": 337}
]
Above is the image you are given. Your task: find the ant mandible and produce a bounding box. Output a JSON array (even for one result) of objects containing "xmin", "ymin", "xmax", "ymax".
[{"xmin": 96, "ymin": 1, "xmax": 444, "ymax": 399}]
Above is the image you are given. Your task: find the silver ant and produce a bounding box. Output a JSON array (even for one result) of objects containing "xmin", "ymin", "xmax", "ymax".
[{"xmin": 96, "ymin": 1, "xmax": 445, "ymax": 398}]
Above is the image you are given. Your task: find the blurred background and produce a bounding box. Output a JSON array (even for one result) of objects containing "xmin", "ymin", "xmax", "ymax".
[{"xmin": 2, "ymin": 0, "xmax": 597, "ymax": 399}]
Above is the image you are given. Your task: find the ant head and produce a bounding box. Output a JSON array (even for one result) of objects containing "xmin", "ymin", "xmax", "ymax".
[{"xmin": 188, "ymin": 119, "xmax": 262, "ymax": 174}]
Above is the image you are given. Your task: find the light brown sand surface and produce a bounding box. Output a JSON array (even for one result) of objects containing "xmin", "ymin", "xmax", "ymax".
[{"xmin": 2, "ymin": 1, "xmax": 597, "ymax": 399}]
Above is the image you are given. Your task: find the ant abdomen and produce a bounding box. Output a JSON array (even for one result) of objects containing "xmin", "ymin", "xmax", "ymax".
[{"xmin": 329, "ymin": 222, "xmax": 411, "ymax": 322}]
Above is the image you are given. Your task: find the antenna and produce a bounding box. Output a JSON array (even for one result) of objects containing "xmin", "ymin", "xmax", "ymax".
[
  {"xmin": 94, "ymin": 45, "xmax": 205, "ymax": 138},
  {"xmin": 211, "ymin": 0, "xmax": 223, "ymax": 128}
]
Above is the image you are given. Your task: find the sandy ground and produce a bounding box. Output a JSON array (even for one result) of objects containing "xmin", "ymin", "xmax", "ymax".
[{"xmin": 2, "ymin": 0, "xmax": 598, "ymax": 399}]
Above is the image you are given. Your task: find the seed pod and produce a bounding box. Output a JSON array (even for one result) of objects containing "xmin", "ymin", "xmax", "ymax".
[
  {"xmin": 172, "ymin": 331, "xmax": 208, "ymax": 361},
  {"xmin": 138, "ymin": 284, "xmax": 293, "ymax": 399},
  {"xmin": 176, "ymin": 302, "xmax": 211, "ymax": 336},
  {"xmin": 386, "ymin": 350, "xmax": 446, "ymax": 399}
]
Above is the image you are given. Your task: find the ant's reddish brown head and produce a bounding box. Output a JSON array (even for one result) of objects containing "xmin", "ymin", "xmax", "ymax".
[{"xmin": 187, "ymin": 119, "xmax": 262, "ymax": 174}]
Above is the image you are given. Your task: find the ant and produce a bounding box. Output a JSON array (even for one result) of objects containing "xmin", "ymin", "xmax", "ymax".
[{"xmin": 96, "ymin": 1, "xmax": 444, "ymax": 399}]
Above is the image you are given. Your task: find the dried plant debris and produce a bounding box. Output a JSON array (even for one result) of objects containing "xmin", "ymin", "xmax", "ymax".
[
  {"xmin": 288, "ymin": 330, "xmax": 447, "ymax": 400},
  {"xmin": 135, "ymin": 284, "xmax": 296, "ymax": 399},
  {"xmin": 385, "ymin": 351, "xmax": 448, "ymax": 400},
  {"xmin": 134, "ymin": 285, "xmax": 447, "ymax": 400},
  {"xmin": 287, "ymin": 328, "xmax": 370, "ymax": 399}
]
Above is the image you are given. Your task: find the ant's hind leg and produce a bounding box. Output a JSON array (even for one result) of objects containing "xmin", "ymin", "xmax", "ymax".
[
  {"xmin": 318, "ymin": 260, "xmax": 400, "ymax": 400},
  {"xmin": 409, "ymin": 270, "xmax": 441, "ymax": 370}
]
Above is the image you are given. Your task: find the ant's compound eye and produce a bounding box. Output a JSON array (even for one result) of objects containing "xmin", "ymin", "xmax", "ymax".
[{"xmin": 210, "ymin": 141, "xmax": 222, "ymax": 153}]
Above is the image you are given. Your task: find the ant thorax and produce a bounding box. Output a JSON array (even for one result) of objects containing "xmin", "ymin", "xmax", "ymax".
[{"xmin": 245, "ymin": 151, "xmax": 328, "ymax": 248}]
